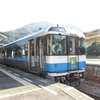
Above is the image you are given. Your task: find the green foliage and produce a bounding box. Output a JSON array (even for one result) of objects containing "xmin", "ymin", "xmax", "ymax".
[
  {"xmin": 2, "ymin": 29, "xmax": 32, "ymax": 44},
  {"xmin": 86, "ymin": 55, "xmax": 100, "ymax": 59},
  {"xmin": 1, "ymin": 22, "xmax": 54, "ymax": 44},
  {"xmin": 86, "ymin": 41, "xmax": 100, "ymax": 56}
]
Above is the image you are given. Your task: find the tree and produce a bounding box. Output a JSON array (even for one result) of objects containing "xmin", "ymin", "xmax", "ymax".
[{"xmin": 86, "ymin": 41, "xmax": 100, "ymax": 55}]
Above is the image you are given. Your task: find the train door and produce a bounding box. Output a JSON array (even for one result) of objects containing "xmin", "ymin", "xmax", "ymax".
[
  {"xmin": 68, "ymin": 36, "xmax": 79, "ymax": 71},
  {"xmin": 39, "ymin": 37, "xmax": 45, "ymax": 69},
  {"xmin": 35, "ymin": 36, "xmax": 46, "ymax": 71},
  {"xmin": 29, "ymin": 39, "xmax": 35, "ymax": 71}
]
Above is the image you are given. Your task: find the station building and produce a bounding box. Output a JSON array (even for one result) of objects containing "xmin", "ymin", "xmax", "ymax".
[
  {"xmin": 84, "ymin": 29, "xmax": 100, "ymax": 42},
  {"xmin": 0, "ymin": 32, "xmax": 8, "ymax": 46}
]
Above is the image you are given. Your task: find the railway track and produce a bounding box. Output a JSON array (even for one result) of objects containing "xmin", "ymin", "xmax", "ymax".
[{"xmin": 76, "ymin": 61, "xmax": 100, "ymax": 99}]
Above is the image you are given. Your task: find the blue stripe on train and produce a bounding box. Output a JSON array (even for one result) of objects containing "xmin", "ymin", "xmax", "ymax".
[
  {"xmin": 4, "ymin": 36, "xmax": 36, "ymax": 48},
  {"xmin": 78, "ymin": 61, "xmax": 86, "ymax": 69},
  {"xmin": 0, "ymin": 57, "xmax": 86, "ymax": 73},
  {"xmin": 44, "ymin": 63, "xmax": 68, "ymax": 73},
  {"xmin": 0, "ymin": 57, "xmax": 28, "ymax": 61},
  {"xmin": 44, "ymin": 61, "xmax": 86, "ymax": 73}
]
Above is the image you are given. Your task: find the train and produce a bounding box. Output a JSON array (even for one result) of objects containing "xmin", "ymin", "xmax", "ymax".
[{"xmin": 0, "ymin": 26, "xmax": 86, "ymax": 85}]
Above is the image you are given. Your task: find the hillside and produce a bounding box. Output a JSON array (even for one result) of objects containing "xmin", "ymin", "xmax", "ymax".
[{"xmin": 1, "ymin": 22, "xmax": 54, "ymax": 44}]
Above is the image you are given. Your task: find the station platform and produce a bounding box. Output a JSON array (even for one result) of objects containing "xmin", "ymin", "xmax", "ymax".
[
  {"xmin": 86, "ymin": 59, "xmax": 100, "ymax": 66},
  {"xmin": 0, "ymin": 64, "xmax": 94, "ymax": 100}
]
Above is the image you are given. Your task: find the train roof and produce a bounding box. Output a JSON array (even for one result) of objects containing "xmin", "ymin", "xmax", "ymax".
[
  {"xmin": 0, "ymin": 26, "xmax": 85, "ymax": 48},
  {"xmin": 0, "ymin": 32, "xmax": 8, "ymax": 42},
  {"xmin": 65, "ymin": 27, "xmax": 85, "ymax": 38},
  {"xmin": 0, "ymin": 28, "xmax": 48, "ymax": 48}
]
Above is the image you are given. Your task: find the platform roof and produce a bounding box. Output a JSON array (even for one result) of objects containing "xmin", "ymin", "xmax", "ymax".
[
  {"xmin": 84, "ymin": 29, "xmax": 100, "ymax": 42},
  {"xmin": 0, "ymin": 32, "xmax": 8, "ymax": 42}
]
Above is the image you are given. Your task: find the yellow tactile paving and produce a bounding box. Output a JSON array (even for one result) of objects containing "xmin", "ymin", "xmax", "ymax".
[
  {"xmin": 17, "ymin": 86, "xmax": 29, "ymax": 89},
  {"xmin": 18, "ymin": 88, "xmax": 30, "ymax": 92},
  {"xmin": 7, "ymin": 88, "xmax": 21, "ymax": 95},
  {"xmin": 26, "ymin": 84, "xmax": 38, "ymax": 88},
  {"xmin": 0, "ymin": 90, "xmax": 8, "ymax": 94},
  {"xmin": 7, "ymin": 87, "xmax": 20, "ymax": 92},
  {"xmin": 0, "ymin": 90, "xmax": 10, "ymax": 97},
  {"xmin": 9, "ymin": 90, "xmax": 21, "ymax": 95},
  {"xmin": 0, "ymin": 93, "xmax": 10, "ymax": 97},
  {"xmin": 0, "ymin": 85, "xmax": 40, "ymax": 97}
]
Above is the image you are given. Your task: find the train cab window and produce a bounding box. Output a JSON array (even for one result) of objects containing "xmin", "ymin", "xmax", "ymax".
[
  {"xmin": 69, "ymin": 37, "xmax": 76, "ymax": 55},
  {"xmin": 79, "ymin": 38, "xmax": 85, "ymax": 54},
  {"xmin": 47, "ymin": 34, "xmax": 67, "ymax": 55}
]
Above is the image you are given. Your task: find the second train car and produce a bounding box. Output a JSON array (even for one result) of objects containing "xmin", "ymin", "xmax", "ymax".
[{"xmin": 0, "ymin": 26, "xmax": 86, "ymax": 84}]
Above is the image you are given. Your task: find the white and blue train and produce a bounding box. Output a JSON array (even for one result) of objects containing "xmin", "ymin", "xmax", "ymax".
[{"xmin": 0, "ymin": 26, "xmax": 86, "ymax": 84}]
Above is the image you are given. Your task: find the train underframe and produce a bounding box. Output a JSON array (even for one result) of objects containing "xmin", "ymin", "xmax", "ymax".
[{"xmin": 54, "ymin": 72, "xmax": 84, "ymax": 87}]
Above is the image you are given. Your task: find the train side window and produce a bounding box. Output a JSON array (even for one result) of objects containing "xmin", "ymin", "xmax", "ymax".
[
  {"xmin": 14, "ymin": 45, "xmax": 25, "ymax": 57},
  {"xmin": 0, "ymin": 50, "xmax": 4, "ymax": 57},
  {"xmin": 0, "ymin": 50, "xmax": 2, "ymax": 57},
  {"xmin": 25, "ymin": 45, "xmax": 28, "ymax": 56},
  {"xmin": 3, "ymin": 50, "xmax": 5, "ymax": 57},
  {"xmin": 12, "ymin": 49, "xmax": 14, "ymax": 57},
  {"xmin": 5, "ymin": 50, "xmax": 7, "ymax": 57},
  {"xmin": 36, "ymin": 38, "xmax": 39, "ymax": 56},
  {"xmin": 30, "ymin": 40, "xmax": 34, "ymax": 56},
  {"xmin": 7, "ymin": 48, "xmax": 12, "ymax": 57}
]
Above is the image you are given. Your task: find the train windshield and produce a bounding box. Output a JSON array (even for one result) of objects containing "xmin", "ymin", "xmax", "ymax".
[{"xmin": 47, "ymin": 35, "xmax": 66, "ymax": 55}]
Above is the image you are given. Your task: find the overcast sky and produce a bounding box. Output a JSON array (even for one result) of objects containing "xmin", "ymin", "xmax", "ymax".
[{"xmin": 0, "ymin": 0, "xmax": 100, "ymax": 32}]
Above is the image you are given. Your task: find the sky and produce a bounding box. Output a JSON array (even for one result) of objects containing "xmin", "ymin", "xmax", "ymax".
[{"xmin": 0, "ymin": 0, "xmax": 100, "ymax": 32}]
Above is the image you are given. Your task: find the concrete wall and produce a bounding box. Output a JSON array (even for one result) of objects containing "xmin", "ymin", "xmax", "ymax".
[{"xmin": 85, "ymin": 65, "xmax": 100, "ymax": 77}]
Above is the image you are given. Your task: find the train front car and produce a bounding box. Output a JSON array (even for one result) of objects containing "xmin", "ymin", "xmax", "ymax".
[{"xmin": 44, "ymin": 27, "xmax": 86, "ymax": 85}]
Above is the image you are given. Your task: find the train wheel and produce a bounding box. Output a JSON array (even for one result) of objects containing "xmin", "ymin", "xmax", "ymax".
[{"xmin": 75, "ymin": 79, "xmax": 80, "ymax": 87}]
